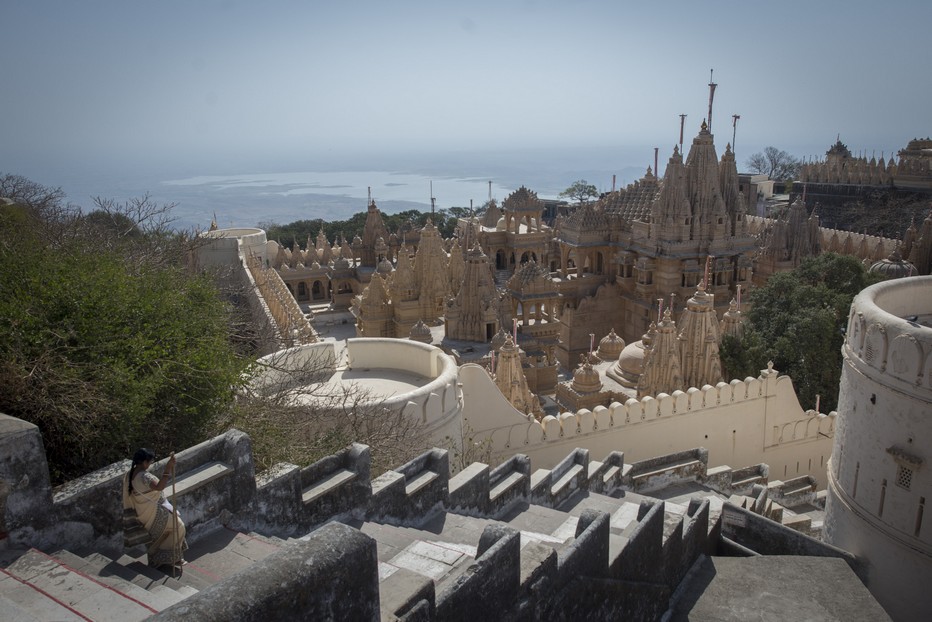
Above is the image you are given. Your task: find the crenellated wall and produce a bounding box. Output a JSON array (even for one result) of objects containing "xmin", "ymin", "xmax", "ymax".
[
  {"xmin": 748, "ymin": 214, "xmax": 900, "ymax": 264},
  {"xmin": 460, "ymin": 362, "xmax": 836, "ymax": 488},
  {"xmin": 3, "ymin": 412, "xmax": 863, "ymax": 621}
]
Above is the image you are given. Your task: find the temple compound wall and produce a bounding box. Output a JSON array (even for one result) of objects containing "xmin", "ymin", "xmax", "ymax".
[
  {"xmin": 460, "ymin": 361, "xmax": 835, "ymax": 489},
  {"xmin": 824, "ymin": 275, "xmax": 932, "ymax": 622}
]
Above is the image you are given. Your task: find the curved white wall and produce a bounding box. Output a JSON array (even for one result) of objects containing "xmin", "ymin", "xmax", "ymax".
[
  {"xmin": 252, "ymin": 339, "xmax": 464, "ymax": 449},
  {"xmin": 824, "ymin": 275, "xmax": 932, "ymax": 622},
  {"xmin": 345, "ymin": 339, "xmax": 463, "ymax": 444}
]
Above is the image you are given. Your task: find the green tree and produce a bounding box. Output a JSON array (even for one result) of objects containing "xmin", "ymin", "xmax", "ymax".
[
  {"xmin": 264, "ymin": 207, "xmax": 461, "ymax": 249},
  {"xmin": 720, "ymin": 254, "xmax": 882, "ymax": 412},
  {"xmin": 0, "ymin": 175, "xmax": 252, "ymax": 481},
  {"xmin": 558, "ymin": 180, "xmax": 599, "ymax": 205},
  {"xmin": 745, "ymin": 147, "xmax": 801, "ymax": 181}
]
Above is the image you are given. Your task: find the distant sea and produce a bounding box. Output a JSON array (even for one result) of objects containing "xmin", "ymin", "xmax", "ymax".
[{"xmin": 28, "ymin": 145, "xmax": 683, "ymax": 231}]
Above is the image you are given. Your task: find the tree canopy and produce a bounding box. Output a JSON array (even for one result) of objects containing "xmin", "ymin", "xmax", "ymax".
[
  {"xmin": 745, "ymin": 147, "xmax": 801, "ymax": 181},
  {"xmin": 720, "ymin": 253, "xmax": 882, "ymax": 413},
  {"xmin": 558, "ymin": 180, "xmax": 599, "ymax": 205},
  {"xmin": 0, "ymin": 174, "xmax": 251, "ymax": 481},
  {"xmin": 261, "ymin": 207, "xmax": 464, "ymax": 249}
]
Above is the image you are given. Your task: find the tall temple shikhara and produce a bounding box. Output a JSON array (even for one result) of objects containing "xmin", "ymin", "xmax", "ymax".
[
  {"xmin": 546, "ymin": 120, "xmax": 756, "ymax": 369},
  {"xmin": 265, "ymin": 90, "xmax": 930, "ymax": 419}
]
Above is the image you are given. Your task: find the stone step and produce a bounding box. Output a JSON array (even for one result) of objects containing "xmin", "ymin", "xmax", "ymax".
[
  {"xmin": 180, "ymin": 528, "xmax": 281, "ymax": 584},
  {"xmin": 121, "ymin": 554, "xmax": 214, "ymax": 593},
  {"xmin": 261, "ymin": 534, "xmax": 289, "ymax": 547},
  {"xmin": 2, "ymin": 549, "xmax": 157, "ymax": 621},
  {"xmin": 53, "ymin": 550, "xmax": 189, "ymax": 611},
  {"xmin": 247, "ymin": 531, "xmax": 287, "ymax": 548},
  {"xmin": 1, "ymin": 572, "xmax": 87, "ymax": 621}
]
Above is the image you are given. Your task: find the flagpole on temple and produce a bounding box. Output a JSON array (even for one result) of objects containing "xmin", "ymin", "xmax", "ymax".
[
  {"xmin": 732, "ymin": 114, "xmax": 740, "ymax": 151},
  {"xmin": 707, "ymin": 69, "xmax": 717, "ymax": 132},
  {"xmin": 679, "ymin": 114, "xmax": 687, "ymax": 154}
]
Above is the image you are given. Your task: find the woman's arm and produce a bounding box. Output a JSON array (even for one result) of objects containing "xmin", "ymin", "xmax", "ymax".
[{"xmin": 150, "ymin": 453, "xmax": 176, "ymax": 491}]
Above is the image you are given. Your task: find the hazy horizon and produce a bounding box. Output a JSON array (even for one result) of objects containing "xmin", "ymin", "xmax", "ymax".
[{"xmin": 3, "ymin": 1, "xmax": 930, "ymax": 228}]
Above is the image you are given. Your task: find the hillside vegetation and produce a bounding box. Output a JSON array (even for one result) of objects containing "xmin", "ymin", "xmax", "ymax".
[
  {"xmin": 0, "ymin": 174, "xmax": 252, "ymax": 481},
  {"xmin": 720, "ymin": 253, "xmax": 883, "ymax": 413}
]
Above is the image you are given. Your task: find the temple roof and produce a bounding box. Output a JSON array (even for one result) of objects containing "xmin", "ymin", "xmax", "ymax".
[
  {"xmin": 502, "ymin": 186, "xmax": 543, "ymax": 213},
  {"xmin": 600, "ymin": 168, "xmax": 659, "ymax": 223}
]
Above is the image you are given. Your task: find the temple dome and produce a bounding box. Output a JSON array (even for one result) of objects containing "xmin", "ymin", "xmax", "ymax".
[
  {"xmin": 409, "ymin": 319, "xmax": 432, "ymax": 344},
  {"xmin": 869, "ymin": 246, "xmax": 917, "ymax": 280},
  {"xmin": 614, "ymin": 340, "xmax": 647, "ymax": 388},
  {"xmin": 571, "ymin": 357, "xmax": 602, "ymax": 393},
  {"xmin": 597, "ymin": 329, "xmax": 626, "ymax": 361},
  {"xmin": 377, "ymin": 257, "xmax": 393, "ymax": 275}
]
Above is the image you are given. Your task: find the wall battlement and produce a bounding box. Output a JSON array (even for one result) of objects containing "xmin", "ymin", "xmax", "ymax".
[
  {"xmin": 461, "ymin": 363, "xmax": 835, "ymax": 487},
  {"xmin": 0, "ymin": 414, "xmax": 867, "ymax": 621}
]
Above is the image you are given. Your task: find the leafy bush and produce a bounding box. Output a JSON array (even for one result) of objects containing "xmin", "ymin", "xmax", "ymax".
[
  {"xmin": 0, "ymin": 175, "xmax": 251, "ymax": 481},
  {"xmin": 720, "ymin": 253, "xmax": 882, "ymax": 413}
]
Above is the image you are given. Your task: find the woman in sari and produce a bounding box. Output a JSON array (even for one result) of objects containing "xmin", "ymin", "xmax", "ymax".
[{"xmin": 123, "ymin": 448, "xmax": 188, "ymax": 570}]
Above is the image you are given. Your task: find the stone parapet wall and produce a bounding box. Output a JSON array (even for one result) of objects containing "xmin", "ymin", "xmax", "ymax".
[
  {"xmin": 3, "ymin": 412, "xmax": 740, "ymax": 553},
  {"xmin": 2, "ymin": 423, "xmax": 255, "ymax": 554},
  {"xmin": 5, "ymin": 413, "xmax": 856, "ymax": 621},
  {"xmin": 461, "ymin": 363, "xmax": 835, "ymax": 488},
  {"xmin": 403, "ymin": 498, "xmax": 712, "ymax": 621},
  {"xmin": 845, "ymin": 275, "xmax": 932, "ymax": 391},
  {"xmin": 151, "ymin": 522, "xmax": 380, "ymax": 622}
]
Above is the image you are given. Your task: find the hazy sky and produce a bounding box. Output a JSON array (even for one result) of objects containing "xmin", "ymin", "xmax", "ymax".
[{"xmin": 3, "ymin": 0, "xmax": 930, "ymax": 182}]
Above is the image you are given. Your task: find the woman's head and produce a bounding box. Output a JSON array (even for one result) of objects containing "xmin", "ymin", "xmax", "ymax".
[
  {"xmin": 128, "ymin": 448, "xmax": 156, "ymax": 493},
  {"xmin": 132, "ymin": 448, "xmax": 156, "ymax": 466}
]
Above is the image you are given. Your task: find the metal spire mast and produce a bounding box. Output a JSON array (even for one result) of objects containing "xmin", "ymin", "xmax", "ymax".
[
  {"xmin": 732, "ymin": 114, "xmax": 740, "ymax": 150},
  {"xmin": 706, "ymin": 69, "xmax": 717, "ymax": 132},
  {"xmin": 679, "ymin": 114, "xmax": 687, "ymax": 153}
]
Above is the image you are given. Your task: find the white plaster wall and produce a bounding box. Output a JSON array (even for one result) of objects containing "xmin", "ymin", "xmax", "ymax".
[
  {"xmin": 251, "ymin": 343, "xmax": 337, "ymax": 391},
  {"xmin": 251, "ymin": 339, "xmax": 463, "ymax": 450},
  {"xmin": 346, "ymin": 339, "xmax": 462, "ymax": 445},
  {"xmin": 460, "ymin": 363, "xmax": 835, "ymax": 487},
  {"xmin": 347, "ymin": 338, "xmax": 442, "ymax": 378},
  {"xmin": 824, "ymin": 275, "xmax": 932, "ymax": 621},
  {"xmin": 198, "ymin": 228, "xmax": 268, "ymax": 268},
  {"xmin": 197, "ymin": 235, "xmax": 242, "ymax": 269}
]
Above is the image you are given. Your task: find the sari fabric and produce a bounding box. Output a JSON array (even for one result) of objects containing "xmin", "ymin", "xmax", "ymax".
[{"xmin": 123, "ymin": 470, "xmax": 187, "ymax": 567}]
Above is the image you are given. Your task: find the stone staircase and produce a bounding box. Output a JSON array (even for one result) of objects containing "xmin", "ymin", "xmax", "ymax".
[
  {"xmin": 0, "ymin": 528, "xmax": 288, "ymax": 621},
  {"xmin": 0, "ymin": 490, "xmax": 702, "ymax": 621},
  {"xmin": 494, "ymin": 269, "xmax": 511, "ymax": 289}
]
